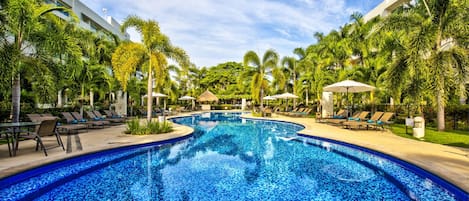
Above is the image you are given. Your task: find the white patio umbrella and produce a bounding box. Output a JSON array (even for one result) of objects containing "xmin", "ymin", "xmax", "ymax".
[
  {"xmin": 143, "ymin": 92, "xmax": 168, "ymax": 112},
  {"xmin": 323, "ymin": 80, "xmax": 375, "ymax": 117},
  {"xmin": 263, "ymin": 95, "xmax": 277, "ymax": 106},
  {"xmin": 179, "ymin": 95, "xmax": 196, "ymax": 110},
  {"xmin": 273, "ymin": 92, "xmax": 299, "ymax": 99},
  {"xmin": 323, "ymin": 80, "xmax": 375, "ymax": 93},
  {"xmin": 178, "ymin": 95, "xmax": 196, "ymax": 100},
  {"xmin": 273, "ymin": 92, "xmax": 298, "ymax": 111}
]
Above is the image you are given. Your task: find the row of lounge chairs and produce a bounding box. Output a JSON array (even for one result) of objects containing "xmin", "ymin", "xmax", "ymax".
[
  {"xmin": 275, "ymin": 107, "xmax": 313, "ymax": 117},
  {"xmin": 319, "ymin": 110, "xmax": 394, "ymax": 130},
  {"xmin": 17, "ymin": 110, "xmax": 127, "ymax": 156},
  {"xmin": 27, "ymin": 110, "xmax": 127, "ymax": 135},
  {"xmin": 139, "ymin": 108, "xmax": 175, "ymax": 117}
]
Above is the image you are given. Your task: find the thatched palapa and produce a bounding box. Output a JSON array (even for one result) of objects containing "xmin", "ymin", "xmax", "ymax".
[{"xmin": 198, "ymin": 90, "xmax": 218, "ymax": 102}]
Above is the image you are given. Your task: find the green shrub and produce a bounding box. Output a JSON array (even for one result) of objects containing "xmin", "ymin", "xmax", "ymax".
[
  {"xmin": 125, "ymin": 118, "xmax": 173, "ymax": 135},
  {"xmin": 125, "ymin": 118, "xmax": 140, "ymax": 134}
]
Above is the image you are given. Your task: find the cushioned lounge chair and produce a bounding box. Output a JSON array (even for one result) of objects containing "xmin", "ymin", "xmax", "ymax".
[
  {"xmin": 104, "ymin": 110, "xmax": 128, "ymax": 120},
  {"xmin": 59, "ymin": 112, "xmax": 90, "ymax": 133},
  {"xmin": 328, "ymin": 111, "xmax": 370, "ymax": 125},
  {"xmin": 83, "ymin": 111, "xmax": 111, "ymax": 126},
  {"xmin": 366, "ymin": 112, "xmax": 394, "ymax": 130},
  {"xmin": 72, "ymin": 112, "xmax": 108, "ymax": 128},
  {"xmin": 93, "ymin": 110, "xmax": 125, "ymax": 124},
  {"xmin": 318, "ymin": 109, "xmax": 347, "ymax": 121},
  {"xmin": 343, "ymin": 111, "xmax": 384, "ymax": 129},
  {"xmin": 289, "ymin": 108, "xmax": 313, "ymax": 117}
]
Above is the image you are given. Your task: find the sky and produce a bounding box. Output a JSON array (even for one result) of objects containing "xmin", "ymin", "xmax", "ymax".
[{"xmin": 81, "ymin": 0, "xmax": 382, "ymax": 68}]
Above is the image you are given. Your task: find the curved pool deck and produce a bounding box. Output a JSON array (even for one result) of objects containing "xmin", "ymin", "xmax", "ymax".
[{"xmin": 0, "ymin": 111, "xmax": 468, "ymax": 194}]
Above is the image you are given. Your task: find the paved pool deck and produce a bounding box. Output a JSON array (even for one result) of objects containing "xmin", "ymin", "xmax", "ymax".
[{"xmin": 0, "ymin": 112, "xmax": 468, "ymax": 193}]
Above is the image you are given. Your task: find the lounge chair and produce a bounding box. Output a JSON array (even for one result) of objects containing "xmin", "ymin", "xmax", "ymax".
[
  {"xmin": 343, "ymin": 111, "xmax": 384, "ymax": 129},
  {"xmin": 318, "ymin": 109, "xmax": 347, "ymax": 121},
  {"xmin": 290, "ymin": 108, "xmax": 313, "ymax": 117},
  {"xmin": 93, "ymin": 110, "xmax": 125, "ymax": 124},
  {"xmin": 103, "ymin": 110, "xmax": 128, "ymax": 120},
  {"xmin": 286, "ymin": 108, "xmax": 305, "ymax": 116},
  {"xmin": 21, "ymin": 118, "xmax": 65, "ymax": 156},
  {"xmin": 72, "ymin": 112, "xmax": 108, "ymax": 128},
  {"xmin": 59, "ymin": 112, "xmax": 90, "ymax": 133},
  {"xmin": 367, "ymin": 112, "xmax": 394, "ymax": 130},
  {"xmin": 328, "ymin": 111, "xmax": 369, "ymax": 125},
  {"xmin": 30, "ymin": 113, "xmax": 87, "ymax": 134},
  {"xmin": 83, "ymin": 111, "xmax": 111, "ymax": 126}
]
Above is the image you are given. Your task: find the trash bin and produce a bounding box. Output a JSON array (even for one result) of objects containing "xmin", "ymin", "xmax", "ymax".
[
  {"xmin": 413, "ymin": 116, "xmax": 425, "ymax": 138},
  {"xmin": 158, "ymin": 116, "xmax": 165, "ymax": 123}
]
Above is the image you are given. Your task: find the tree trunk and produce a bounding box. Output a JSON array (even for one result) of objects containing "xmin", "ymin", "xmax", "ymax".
[
  {"xmin": 305, "ymin": 87, "xmax": 308, "ymax": 106},
  {"xmin": 57, "ymin": 89, "xmax": 63, "ymax": 108},
  {"xmin": 260, "ymin": 88, "xmax": 264, "ymax": 112},
  {"xmin": 11, "ymin": 73, "xmax": 21, "ymax": 123},
  {"xmin": 147, "ymin": 59, "xmax": 153, "ymax": 122},
  {"xmin": 437, "ymin": 88, "xmax": 445, "ymax": 131},
  {"xmin": 89, "ymin": 90, "xmax": 94, "ymax": 108}
]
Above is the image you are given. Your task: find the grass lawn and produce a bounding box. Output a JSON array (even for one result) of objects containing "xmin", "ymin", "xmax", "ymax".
[{"xmin": 390, "ymin": 124, "xmax": 469, "ymax": 148}]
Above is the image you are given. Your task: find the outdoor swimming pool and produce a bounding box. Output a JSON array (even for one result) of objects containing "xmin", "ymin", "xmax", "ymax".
[{"xmin": 0, "ymin": 112, "xmax": 467, "ymax": 200}]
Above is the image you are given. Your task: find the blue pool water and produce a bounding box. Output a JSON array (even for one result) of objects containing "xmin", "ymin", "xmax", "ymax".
[{"xmin": 0, "ymin": 112, "xmax": 467, "ymax": 200}]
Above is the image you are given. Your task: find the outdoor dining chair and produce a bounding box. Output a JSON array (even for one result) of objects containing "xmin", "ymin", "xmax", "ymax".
[{"xmin": 22, "ymin": 118, "xmax": 65, "ymax": 156}]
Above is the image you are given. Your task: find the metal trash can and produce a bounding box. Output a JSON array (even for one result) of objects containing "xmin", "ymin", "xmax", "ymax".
[{"xmin": 413, "ymin": 116, "xmax": 425, "ymax": 138}]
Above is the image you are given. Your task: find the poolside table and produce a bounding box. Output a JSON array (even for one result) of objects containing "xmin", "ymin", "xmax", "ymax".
[{"xmin": 0, "ymin": 122, "xmax": 40, "ymax": 157}]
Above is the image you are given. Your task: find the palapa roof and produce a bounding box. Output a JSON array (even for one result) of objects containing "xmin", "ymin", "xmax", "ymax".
[{"xmin": 197, "ymin": 90, "xmax": 219, "ymax": 102}]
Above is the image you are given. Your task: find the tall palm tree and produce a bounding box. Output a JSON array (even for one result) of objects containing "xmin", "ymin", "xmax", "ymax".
[
  {"xmin": 379, "ymin": 0, "xmax": 468, "ymax": 131},
  {"xmin": 293, "ymin": 47, "xmax": 310, "ymax": 105},
  {"xmin": 2, "ymin": 0, "xmax": 70, "ymax": 122},
  {"xmin": 112, "ymin": 16, "xmax": 189, "ymax": 121},
  {"xmin": 281, "ymin": 56, "xmax": 299, "ymax": 106},
  {"xmin": 242, "ymin": 49, "xmax": 279, "ymax": 111}
]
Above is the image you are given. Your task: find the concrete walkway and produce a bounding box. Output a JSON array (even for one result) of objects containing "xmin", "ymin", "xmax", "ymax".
[{"xmin": 0, "ymin": 112, "xmax": 468, "ymax": 194}]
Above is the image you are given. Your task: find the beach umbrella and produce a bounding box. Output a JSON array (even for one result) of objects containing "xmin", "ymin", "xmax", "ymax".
[
  {"xmin": 143, "ymin": 92, "xmax": 168, "ymax": 110},
  {"xmin": 263, "ymin": 95, "xmax": 277, "ymax": 100},
  {"xmin": 179, "ymin": 95, "xmax": 196, "ymax": 110},
  {"xmin": 273, "ymin": 92, "xmax": 299, "ymax": 99},
  {"xmin": 323, "ymin": 80, "xmax": 375, "ymax": 117},
  {"xmin": 178, "ymin": 95, "xmax": 196, "ymax": 100},
  {"xmin": 323, "ymin": 80, "xmax": 375, "ymax": 93},
  {"xmin": 143, "ymin": 92, "xmax": 168, "ymax": 98},
  {"xmin": 273, "ymin": 92, "xmax": 298, "ymax": 111},
  {"xmin": 263, "ymin": 95, "xmax": 277, "ymax": 106}
]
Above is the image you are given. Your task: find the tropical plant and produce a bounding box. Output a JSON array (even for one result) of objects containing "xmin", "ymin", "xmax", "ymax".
[
  {"xmin": 112, "ymin": 15, "xmax": 189, "ymax": 121},
  {"xmin": 378, "ymin": 0, "xmax": 469, "ymax": 131},
  {"xmin": 1, "ymin": 0, "xmax": 72, "ymax": 122},
  {"xmin": 125, "ymin": 118, "xmax": 173, "ymax": 135},
  {"xmin": 242, "ymin": 49, "xmax": 279, "ymax": 110}
]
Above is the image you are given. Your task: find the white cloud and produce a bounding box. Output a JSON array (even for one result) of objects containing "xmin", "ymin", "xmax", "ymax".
[{"xmin": 81, "ymin": 0, "xmax": 380, "ymax": 67}]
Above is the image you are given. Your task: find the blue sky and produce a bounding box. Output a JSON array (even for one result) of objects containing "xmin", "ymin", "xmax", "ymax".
[{"xmin": 81, "ymin": 0, "xmax": 382, "ymax": 67}]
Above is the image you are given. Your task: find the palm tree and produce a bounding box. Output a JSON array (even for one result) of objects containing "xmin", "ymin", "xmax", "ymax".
[
  {"xmin": 112, "ymin": 16, "xmax": 189, "ymax": 121},
  {"xmin": 2, "ymin": 0, "xmax": 71, "ymax": 122},
  {"xmin": 242, "ymin": 49, "xmax": 279, "ymax": 111},
  {"xmin": 281, "ymin": 56, "xmax": 299, "ymax": 106},
  {"xmin": 379, "ymin": 0, "xmax": 468, "ymax": 131},
  {"xmin": 293, "ymin": 47, "xmax": 310, "ymax": 105}
]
